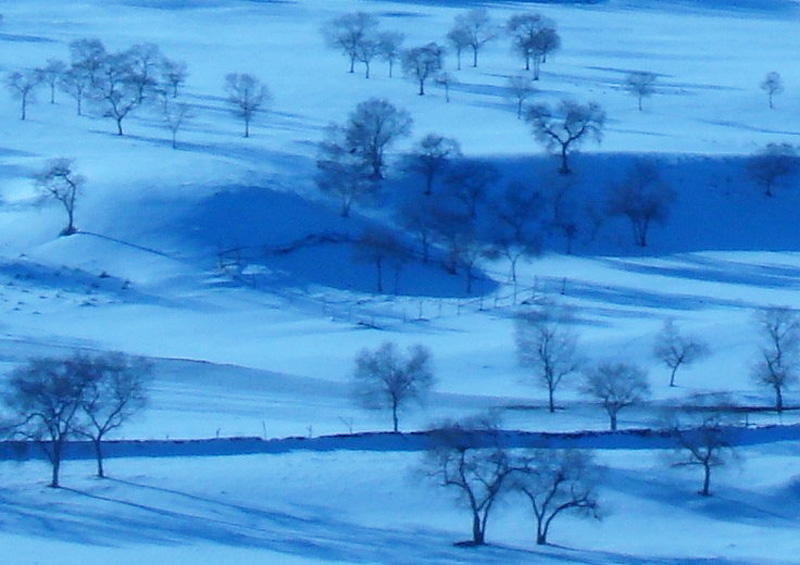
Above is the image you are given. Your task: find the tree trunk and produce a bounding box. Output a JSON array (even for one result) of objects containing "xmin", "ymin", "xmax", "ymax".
[
  {"xmin": 548, "ymin": 386, "xmax": 555, "ymax": 413},
  {"xmin": 472, "ymin": 513, "xmax": 485, "ymax": 545},
  {"xmin": 559, "ymin": 145, "xmax": 570, "ymax": 175},
  {"xmin": 669, "ymin": 365, "xmax": 678, "ymax": 387},
  {"xmin": 21, "ymin": 98, "xmax": 27, "ymax": 121},
  {"xmin": 701, "ymin": 463, "xmax": 711, "ymax": 496},
  {"xmin": 50, "ymin": 442, "xmax": 62, "ymax": 488},
  {"xmin": 775, "ymin": 385, "xmax": 783, "ymax": 413},
  {"xmin": 116, "ymin": 116, "xmax": 124, "ymax": 136},
  {"xmin": 364, "ymin": 61, "xmax": 370, "ymax": 79},
  {"xmin": 376, "ymin": 257, "xmax": 383, "ymax": 293},
  {"xmin": 609, "ymin": 411, "xmax": 618, "ymax": 431},
  {"xmin": 472, "ymin": 47, "xmax": 478, "ymax": 68},
  {"xmin": 418, "ymin": 79, "xmax": 425, "ymax": 96},
  {"xmin": 94, "ymin": 438, "xmax": 105, "ymax": 478},
  {"xmin": 392, "ymin": 399, "xmax": 399, "ymax": 432},
  {"xmin": 244, "ymin": 117, "xmax": 250, "ymax": 138}
]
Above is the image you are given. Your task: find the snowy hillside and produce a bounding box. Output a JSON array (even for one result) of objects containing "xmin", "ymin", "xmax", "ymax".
[{"xmin": 1, "ymin": 0, "xmax": 800, "ymax": 562}]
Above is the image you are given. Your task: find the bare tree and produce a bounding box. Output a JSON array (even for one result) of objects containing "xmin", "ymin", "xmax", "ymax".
[
  {"xmin": 160, "ymin": 57, "xmax": 188, "ymax": 98},
  {"xmin": 344, "ymin": 97, "xmax": 412, "ymax": 180},
  {"xmin": 355, "ymin": 37, "xmax": 380, "ymax": 79},
  {"xmin": 321, "ymin": 12, "xmax": 379, "ymax": 74},
  {"xmin": 355, "ymin": 227, "xmax": 405, "ymax": 293},
  {"xmin": 163, "ymin": 99, "xmax": 192, "ymax": 149},
  {"xmin": 667, "ymin": 400, "xmax": 738, "ymax": 496},
  {"xmin": 6, "ymin": 69, "xmax": 40, "ymax": 120},
  {"xmin": 423, "ymin": 417, "xmax": 513, "ymax": 546},
  {"xmin": 403, "ymin": 133, "xmax": 461, "ymax": 196},
  {"xmin": 747, "ymin": 142, "xmax": 798, "ymax": 197},
  {"xmin": 625, "ymin": 71, "xmax": 657, "ymax": 111},
  {"xmin": 396, "ymin": 193, "xmax": 440, "ymax": 263},
  {"xmin": 485, "ymin": 181, "xmax": 543, "ymax": 284},
  {"xmin": 507, "ymin": 74, "xmax": 535, "ymax": 119},
  {"xmin": 353, "ymin": 342, "xmax": 434, "ymax": 432},
  {"xmin": 606, "ymin": 161, "xmax": 676, "ymax": 247},
  {"xmin": 653, "ymin": 319, "xmax": 710, "ymax": 387},
  {"xmin": 451, "ymin": 8, "xmax": 496, "ymax": 68},
  {"xmin": 444, "ymin": 160, "xmax": 498, "ymax": 219},
  {"xmin": 37, "ymin": 59, "xmax": 67, "ymax": 104},
  {"xmin": 401, "ymin": 42, "xmax": 443, "ymax": 96},
  {"xmin": 516, "ymin": 303, "xmax": 581, "ymax": 413},
  {"xmin": 2, "ymin": 354, "xmax": 91, "ymax": 488},
  {"xmin": 73, "ymin": 353, "xmax": 151, "ymax": 478},
  {"xmin": 68, "ymin": 38, "xmax": 107, "ymax": 85},
  {"xmin": 34, "ymin": 158, "xmax": 84, "ymax": 236},
  {"xmin": 525, "ymin": 100, "xmax": 605, "ymax": 174},
  {"xmin": 446, "ymin": 25, "xmax": 471, "ymax": 71},
  {"xmin": 435, "ymin": 72, "xmax": 458, "ymax": 103},
  {"xmin": 760, "ymin": 71, "xmax": 783, "ymax": 109},
  {"xmin": 90, "ymin": 50, "xmax": 143, "ymax": 135},
  {"xmin": 224, "ymin": 72, "xmax": 271, "ymax": 138},
  {"xmin": 377, "ymin": 31, "xmax": 404, "ymax": 78},
  {"xmin": 510, "ymin": 449, "xmax": 600, "ymax": 545},
  {"xmin": 316, "ymin": 125, "xmax": 376, "ymax": 217},
  {"xmin": 507, "ymin": 13, "xmax": 559, "ymax": 78},
  {"xmin": 60, "ymin": 65, "xmax": 92, "ymax": 116},
  {"xmin": 752, "ymin": 306, "xmax": 800, "ymax": 413},
  {"xmin": 125, "ymin": 43, "xmax": 163, "ymax": 104},
  {"xmin": 582, "ymin": 362, "xmax": 650, "ymax": 431}
]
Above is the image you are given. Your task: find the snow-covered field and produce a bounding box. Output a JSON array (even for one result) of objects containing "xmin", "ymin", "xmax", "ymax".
[{"xmin": 1, "ymin": 0, "xmax": 800, "ymax": 562}]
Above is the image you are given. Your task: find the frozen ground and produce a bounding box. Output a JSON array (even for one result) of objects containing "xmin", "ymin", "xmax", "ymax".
[{"xmin": 0, "ymin": 0, "xmax": 800, "ymax": 562}]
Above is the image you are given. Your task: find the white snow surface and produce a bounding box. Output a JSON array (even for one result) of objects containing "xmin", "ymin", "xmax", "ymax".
[{"xmin": 0, "ymin": 0, "xmax": 800, "ymax": 562}]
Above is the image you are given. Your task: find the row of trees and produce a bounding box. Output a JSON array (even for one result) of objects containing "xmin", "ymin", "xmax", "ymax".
[
  {"xmin": 5, "ymin": 37, "xmax": 273, "ymax": 143},
  {"xmin": 351, "ymin": 304, "xmax": 795, "ymax": 435},
  {"xmin": 0, "ymin": 352, "xmax": 151, "ymax": 487}
]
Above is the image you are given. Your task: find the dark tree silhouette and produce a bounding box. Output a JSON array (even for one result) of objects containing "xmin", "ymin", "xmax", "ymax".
[
  {"xmin": 403, "ymin": 133, "xmax": 461, "ymax": 195},
  {"xmin": 6, "ymin": 69, "xmax": 40, "ymax": 120},
  {"xmin": 581, "ymin": 362, "xmax": 650, "ymax": 431},
  {"xmin": 625, "ymin": 71, "xmax": 657, "ymax": 111},
  {"xmin": 224, "ymin": 72, "xmax": 271, "ymax": 138},
  {"xmin": 353, "ymin": 342, "xmax": 434, "ymax": 432},
  {"xmin": 653, "ymin": 319, "xmax": 710, "ymax": 387},
  {"xmin": 34, "ymin": 158, "xmax": 84, "ymax": 236},
  {"xmin": 344, "ymin": 98, "xmax": 412, "ymax": 180},
  {"xmin": 525, "ymin": 100, "xmax": 605, "ymax": 174},
  {"xmin": 760, "ymin": 71, "xmax": 783, "ymax": 109},
  {"xmin": 752, "ymin": 306, "xmax": 800, "ymax": 413},
  {"xmin": 321, "ymin": 12, "xmax": 379, "ymax": 74},
  {"xmin": 747, "ymin": 142, "xmax": 798, "ymax": 197},
  {"xmin": 401, "ymin": 42, "xmax": 443, "ymax": 96}
]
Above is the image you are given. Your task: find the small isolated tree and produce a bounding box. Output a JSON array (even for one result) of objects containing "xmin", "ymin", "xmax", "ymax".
[
  {"xmin": 451, "ymin": 8, "xmax": 496, "ymax": 68},
  {"xmin": 667, "ymin": 401, "xmax": 738, "ymax": 496},
  {"xmin": 625, "ymin": 71, "xmax": 657, "ymax": 111},
  {"xmin": 525, "ymin": 100, "xmax": 605, "ymax": 175},
  {"xmin": 606, "ymin": 161, "xmax": 676, "ymax": 247},
  {"xmin": 74, "ymin": 353, "xmax": 151, "ymax": 478},
  {"xmin": 747, "ymin": 142, "xmax": 798, "ymax": 197},
  {"xmin": 752, "ymin": 306, "xmax": 800, "ymax": 413},
  {"xmin": 224, "ymin": 72, "xmax": 271, "ymax": 138},
  {"xmin": 582, "ymin": 362, "xmax": 650, "ymax": 431},
  {"xmin": 37, "ymin": 59, "xmax": 67, "ymax": 104},
  {"xmin": 510, "ymin": 449, "xmax": 600, "ymax": 545},
  {"xmin": 345, "ymin": 97, "xmax": 412, "ymax": 180},
  {"xmin": 424, "ymin": 417, "xmax": 513, "ymax": 546},
  {"xmin": 163, "ymin": 100, "xmax": 192, "ymax": 149},
  {"xmin": 507, "ymin": 74, "xmax": 535, "ymax": 119},
  {"xmin": 316, "ymin": 125, "xmax": 376, "ymax": 217},
  {"xmin": 516, "ymin": 303, "xmax": 581, "ymax": 413},
  {"xmin": 653, "ymin": 319, "xmax": 710, "ymax": 387},
  {"xmin": 377, "ymin": 31, "xmax": 405, "ymax": 78},
  {"xmin": 403, "ymin": 133, "xmax": 462, "ymax": 196},
  {"xmin": 401, "ymin": 42, "xmax": 443, "ymax": 96},
  {"xmin": 321, "ymin": 12, "xmax": 379, "ymax": 74},
  {"xmin": 353, "ymin": 342, "xmax": 434, "ymax": 432},
  {"xmin": 760, "ymin": 71, "xmax": 783, "ymax": 109},
  {"xmin": 34, "ymin": 158, "xmax": 84, "ymax": 236},
  {"xmin": 6, "ymin": 69, "xmax": 40, "ymax": 120},
  {"xmin": 3, "ymin": 355, "xmax": 90, "ymax": 488},
  {"xmin": 435, "ymin": 72, "xmax": 458, "ymax": 103}
]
